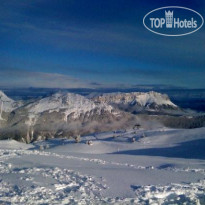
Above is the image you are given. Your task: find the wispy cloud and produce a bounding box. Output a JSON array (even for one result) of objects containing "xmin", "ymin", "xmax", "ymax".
[
  {"xmin": 0, "ymin": 68, "xmax": 135, "ymax": 89},
  {"xmin": 0, "ymin": 69, "xmax": 95, "ymax": 88},
  {"xmin": 1, "ymin": 19, "xmax": 204, "ymax": 70},
  {"xmin": 0, "ymin": 0, "xmax": 205, "ymax": 89}
]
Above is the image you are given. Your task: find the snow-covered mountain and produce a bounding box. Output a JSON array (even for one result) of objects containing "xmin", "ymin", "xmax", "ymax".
[
  {"xmin": 1, "ymin": 90, "xmax": 201, "ymax": 143},
  {"xmin": 3, "ymin": 92, "xmax": 134, "ymax": 142},
  {"xmin": 26, "ymin": 92, "xmax": 118, "ymax": 122},
  {"xmin": 91, "ymin": 91, "xmax": 178, "ymax": 114},
  {"xmin": 0, "ymin": 91, "xmax": 18, "ymax": 113},
  {"xmin": 0, "ymin": 91, "xmax": 22, "ymax": 121}
]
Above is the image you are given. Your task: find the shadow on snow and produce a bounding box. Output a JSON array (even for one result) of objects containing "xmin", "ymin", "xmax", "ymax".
[{"xmin": 110, "ymin": 139, "xmax": 205, "ymax": 160}]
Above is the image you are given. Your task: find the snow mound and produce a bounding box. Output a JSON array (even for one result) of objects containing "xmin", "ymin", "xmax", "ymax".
[
  {"xmin": 133, "ymin": 180, "xmax": 205, "ymax": 204},
  {"xmin": 0, "ymin": 140, "xmax": 34, "ymax": 150}
]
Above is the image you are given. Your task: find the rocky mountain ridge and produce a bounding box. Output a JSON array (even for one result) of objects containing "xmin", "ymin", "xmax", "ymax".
[
  {"xmin": 1, "ymin": 90, "xmax": 200, "ymax": 143},
  {"xmin": 0, "ymin": 92, "xmax": 134, "ymax": 142},
  {"xmin": 90, "ymin": 91, "xmax": 178, "ymax": 114}
]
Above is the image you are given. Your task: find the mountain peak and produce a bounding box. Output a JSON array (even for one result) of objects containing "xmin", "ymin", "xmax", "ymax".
[
  {"xmin": 0, "ymin": 90, "xmax": 14, "ymax": 103},
  {"xmin": 91, "ymin": 91, "xmax": 178, "ymax": 113},
  {"xmin": 4, "ymin": 92, "xmax": 128, "ymax": 142},
  {"xmin": 27, "ymin": 92, "xmax": 115, "ymax": 116},
  {"xmin": 0, "ymin": 90, "xmax": 18, "ymax": 113}
]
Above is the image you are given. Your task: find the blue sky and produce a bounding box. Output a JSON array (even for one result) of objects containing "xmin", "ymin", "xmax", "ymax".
[{"xmin": 0, "ymin": 0, "xmax": 204, "ymax": 89}]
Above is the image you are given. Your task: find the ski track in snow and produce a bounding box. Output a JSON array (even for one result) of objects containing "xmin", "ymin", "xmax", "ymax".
[{"xmin": 0, "ymin": 148, "xmax": 205, "ymax": 204}]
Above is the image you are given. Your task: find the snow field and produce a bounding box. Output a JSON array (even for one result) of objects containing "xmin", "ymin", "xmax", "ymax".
[{"xmin": 0, "ymin": 128, "xmax": 205, "ymax": 204}]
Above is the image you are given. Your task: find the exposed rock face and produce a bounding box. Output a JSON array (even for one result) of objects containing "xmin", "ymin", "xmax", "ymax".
[
  {"xmin": 90, "ymin": 91, "xmax": 178, "ymax": 114},
  {"xmin": 1, "ymin": 92, "xmax": 135, "ymax": 143}
]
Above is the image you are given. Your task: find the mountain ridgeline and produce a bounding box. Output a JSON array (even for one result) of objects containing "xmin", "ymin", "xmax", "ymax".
[
  {"xmin": 90, "ymin": 91, "xmax": 179, "ymax": 114},
  {"xmin": 0, "ymin": 91, "xmax": 204, "ymax": 143},
  {"xmin": 0, "ymin": 92, "xmax": 135, "ymax": 143}
]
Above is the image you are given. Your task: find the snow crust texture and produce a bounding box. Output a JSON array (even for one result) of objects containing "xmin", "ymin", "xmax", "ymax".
[
  {"xmin": 0, "ymin": 148, "xmax": 204, "ymax": 205},
  {"xmin": 0, "ymin": 127, "xmax": 205, "ymax": 205}
]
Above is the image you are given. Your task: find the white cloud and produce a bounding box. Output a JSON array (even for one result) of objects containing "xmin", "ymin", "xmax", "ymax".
[{"xmin": 0, "ymin": 70, "xmax": 95, "ymax": 88}]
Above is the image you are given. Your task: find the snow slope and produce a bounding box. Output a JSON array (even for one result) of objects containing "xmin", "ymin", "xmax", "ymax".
[{"xmin": 0, "ymin": 127, "xmax": 205, "ymax": 204}]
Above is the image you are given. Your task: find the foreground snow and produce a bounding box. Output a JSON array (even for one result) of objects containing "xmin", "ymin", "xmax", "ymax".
[{"xmin": 0, "ymin": 128, "xmax": 205, "ymax": 204}]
